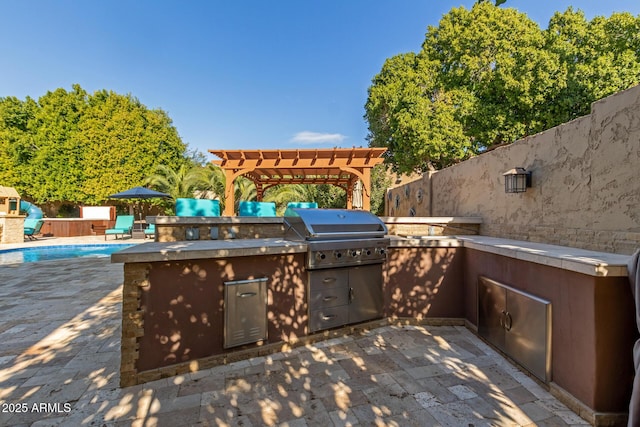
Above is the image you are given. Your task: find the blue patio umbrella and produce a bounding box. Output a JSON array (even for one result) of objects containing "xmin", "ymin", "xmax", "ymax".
[
  {"xmin": 108, "ymin": 186, "xmax": 171, "ymax": 219},
  {"xmin": 108, "ymin": 186, "xmax": 170, "ymax": 199}
]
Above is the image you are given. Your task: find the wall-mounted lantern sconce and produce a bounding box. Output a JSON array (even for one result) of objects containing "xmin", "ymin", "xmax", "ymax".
[{"xmin": 503, "ymin": 167, "xmax": 532, "ymax": 193}]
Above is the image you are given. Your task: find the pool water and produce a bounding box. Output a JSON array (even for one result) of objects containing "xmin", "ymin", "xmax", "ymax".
[{"xmin": 0, "ymin": 244, "xmax": 135, "ymax": 264}]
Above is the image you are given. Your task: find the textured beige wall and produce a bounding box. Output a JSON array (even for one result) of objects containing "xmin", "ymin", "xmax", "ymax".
[
  {"xmin": 388, "ymin": 84, "xmax": 640, "ymax": 254},
  {"xmin": 385, "ymin": 173, "xmax": 433, "ymax": 217},
  {"xmin": 0, "ymin": 216, "xmax": 25, "ymax": 244}
]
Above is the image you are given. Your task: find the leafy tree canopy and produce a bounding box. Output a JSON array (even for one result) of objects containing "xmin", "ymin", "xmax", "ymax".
[
  {"xmin": 0, "ymin": 84, "xmax": 188, "ymax": 205},
  {"xmin": 365, "ymin": 3, "xmax": 640, "ymax": 174}
]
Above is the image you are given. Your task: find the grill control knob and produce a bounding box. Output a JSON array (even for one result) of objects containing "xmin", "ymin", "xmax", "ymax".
[
  {"xmin": 333, "ymin": 251, "xmax": 343, "ymax": 259},
  {"xmin": 375, "ymin": 247, "xmax": 386, "ymax": 256},
  {"xmin": 363, "ymin": 249, "xmax": 372, "ymax": 256},
  {"xmin": 349, "ymin": 249, "xmax": 361, "ymax": 257},
  {"xmin": 316, "ymin": 252, "xmax": 326, "ymax": 261}
]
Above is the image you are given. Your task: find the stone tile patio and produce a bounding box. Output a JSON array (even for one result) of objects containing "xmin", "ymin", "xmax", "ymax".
[{"xmin": 0, "ymin": 240, "xmax": 589, "ymax": 426}]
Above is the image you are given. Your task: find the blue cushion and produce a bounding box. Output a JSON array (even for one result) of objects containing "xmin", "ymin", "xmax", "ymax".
[
  {"xmin": 286, "ymin": 202, "xmax": 318, "ymax": 209},
  {"xmin": 284, "ymin": 202, "xmax": 318, "ymax": 217},
  {"xmin": 238, "ymin": 201, "xmax": 276, "ymax": 217},
  {"xmin": 176, "ymin": 198, "xmax": 220, "ymax": 217}
]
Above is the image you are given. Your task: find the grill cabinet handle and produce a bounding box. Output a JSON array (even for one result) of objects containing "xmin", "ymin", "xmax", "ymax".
[
  {"xmin": 322, "ymin": 314, "xmax": 337, "ymax": 321},
  {"xmin": 504, "ymin": 311, "xmax": 513, "ymax": 331},
  {"xmin": 322, "ymin": 277, "xmax": 337, "ymax": 283},
  {"xmin": 323, "ymin": 295, "xmax": 338, "ymax": 302},
  {"xmin": 349, "ymin": 287, "xmax": 354, "ymax": 302},
  {"xmin": 238, "ymin": 292, "xmax": 257, "ymax": 298}
]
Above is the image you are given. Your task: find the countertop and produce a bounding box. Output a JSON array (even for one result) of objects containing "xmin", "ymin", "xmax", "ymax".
[
  {"xmin": 112, "ymin": 234, "xmax": 631, "ymax": 277},
  {"xmin": 458, "ymin": 235, "xmax": 630, "ymax": 277},
  {"xmin": 111, "ymin": 238, "xmax": 307, "ymax": 263},
  {"xmin": 390, "ymin": 235, "xmax": 630, "ymax": 277},
  {"xmin": 380, "ymin": 216, "xmax": 483, "ymax": 224}
]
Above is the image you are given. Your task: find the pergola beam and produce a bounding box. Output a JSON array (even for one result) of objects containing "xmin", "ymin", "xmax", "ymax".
[
  {"xmin": 209, "ymin": 148, "xmax": 386, "ymax": 216},
  {"xmin": 211, "ymin": 157, "xmax": 382, "ymax": 169}
]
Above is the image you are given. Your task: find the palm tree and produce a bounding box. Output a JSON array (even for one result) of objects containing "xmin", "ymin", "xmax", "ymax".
[
  {"xmin": 144, "ymin": 163, "xmax": 206, "ymax": 200},
  {"xmin": 234, "ymin": 177, "xmax": 257, "ymax": 212},
  {"xmin": 201, "ymin": 164, "xmax": 226, "ymax": 206},
  {"xmin": 143, "ymin": 163, "xmax": 209, "ymax": 214},
  {"xmin": 206, "ymin": 165, "xmax": 226, "ymax": 197},
  {"xmin": 197, "ymin": 166, "xmax": 257, "ymax": 213}
]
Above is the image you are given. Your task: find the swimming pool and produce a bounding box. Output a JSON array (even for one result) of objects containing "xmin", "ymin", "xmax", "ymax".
[{"xmin": 0, "ymin": 244, "xmax": 135, "ymax": 264}]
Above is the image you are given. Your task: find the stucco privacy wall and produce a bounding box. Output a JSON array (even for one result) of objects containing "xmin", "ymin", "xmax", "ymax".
[{"xmin": 387, "ymin": 84, "xmax": 640, "ymax": 254}]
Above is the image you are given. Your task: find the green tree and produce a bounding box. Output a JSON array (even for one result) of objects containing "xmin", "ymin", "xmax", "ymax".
[
  {"xmin": 234, "ymin": 177, "xmax": 257, "ymax": 212},
  {"xmin": 144, "ymin": 163, "xmax": 206, "ymax": 200},
  {"xmin": 0, "ymin": 96, "xmax": 38, "ymax": 192},
  {"xmin": 545, "ymin": 8, "xmax": 640, "ymax": 125},
  {"xmin": 365, "ymin": 51, "xmax": 476, "ymax": 172},
  {"xmin": 365, "ymin": 3, "xmax": 640, "ymax": 174},
  {"xmin": 370, "ymin": 165, "xmax": 392, "ymax": 216},
  {"xmin": 202, "ymin": 164, "xmax": 227, "ymax": 206},
  {"xmin": 0, "ymin": 85, "xmax": 189, "ymax": 207},
  {"xmin": 28, "ymin": 86, "xmax": 88, "ymax": 202},
  {"xmin": 80, "ymin": 90, "xmax": 187, "ymax": 203},
  {"xmin": 314, "ymin": 184, "xmax": 346, "ymax": 209},
  {"xmin": 264, "ymin": 184, "xmax": 318, "ymax": 214}
]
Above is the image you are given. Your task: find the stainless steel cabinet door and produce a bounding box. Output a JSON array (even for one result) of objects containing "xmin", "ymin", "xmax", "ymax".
[
  {"xmin": 478, "ymin": 277, "xmax": 507, "ymax": 352},
  {"xmin": 506, "ymin": 289, "xmax": 552, "ymax": 383},
  {"xmin": 224, "ymin": 278, "xmax": 268, "ymax": 349},
  {"xmin": 478, "ymin": 276, "xmax": 552, "ymax": 383},
  {"xmin": 348, "ymin": 264, "xmax": 383, "ymax": 324}
]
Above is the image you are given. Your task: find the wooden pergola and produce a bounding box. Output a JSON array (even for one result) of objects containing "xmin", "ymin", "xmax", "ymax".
[{"xmin": 209, "ymin": 148, "xmax": 387, "ymax": 216}]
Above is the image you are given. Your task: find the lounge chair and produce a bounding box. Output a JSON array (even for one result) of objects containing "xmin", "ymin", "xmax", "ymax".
[
  {"xmin": 104, "ymin": 215, "xmax": 134, "ymax": 240},
  {"xmin": 24, "ymin": 219, "xmax": 44, "ymax": 240},
  {"xmin": 238, "ymin": 201, "xmax": 276, "ymax": 217}
]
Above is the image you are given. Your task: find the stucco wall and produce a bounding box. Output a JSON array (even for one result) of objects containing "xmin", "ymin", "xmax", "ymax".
[
  {"xmin": 385, "ymin": 173, "xmax": 433, "ymax": 218},
  {"xmin": 387, "ymin": 84, "xmax": 640, "ymax": 254}
]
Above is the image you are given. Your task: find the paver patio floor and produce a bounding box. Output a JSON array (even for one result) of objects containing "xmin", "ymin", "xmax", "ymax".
[{"xmin": 0, "ymin": 241, "xmax": 589, "ymax": 426}]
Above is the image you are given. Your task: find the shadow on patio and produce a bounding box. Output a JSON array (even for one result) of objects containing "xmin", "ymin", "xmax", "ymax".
[{"xmin": 0, "ymin": 258, "xmax": 587, "ymax": 426}]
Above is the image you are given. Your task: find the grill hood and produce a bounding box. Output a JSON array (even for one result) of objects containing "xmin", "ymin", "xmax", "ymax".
[{"xmin": 284, "ymin": 208, "xmax": 388, "ymax": 241}]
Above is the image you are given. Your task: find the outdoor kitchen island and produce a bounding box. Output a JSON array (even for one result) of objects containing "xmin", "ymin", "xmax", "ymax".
[
  {"xmin": 113, "ymin": 238, "xmax": 309, "ymax": 387},
  {"xmin": 113, "ymin": 225, "xmax": 636, "ymax": 426},
  {"xmin": 114, "ymin": 209, "xmax": 396, "ymax": 387}
]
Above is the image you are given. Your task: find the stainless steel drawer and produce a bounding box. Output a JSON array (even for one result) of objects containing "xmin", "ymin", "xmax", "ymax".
[
  {"xmin": 224, "ymin": 277, "xmax": 268, "ymax": 349},
  {"xmin": 309, "ymin": 268, "xmax": 348, "ymax": 291},
  {"xmin": 308, "ymin": 286, "xmax": 349, "ymax": 309},
  {"xmin": 309, "ymin": 306, "xmax": 349, "ymax": 332}
]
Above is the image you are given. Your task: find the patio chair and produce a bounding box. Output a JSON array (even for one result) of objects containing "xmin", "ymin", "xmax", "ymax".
[
  {"xmin": 144, "ymin": 223, "xmax": 156, "ymax": 239},
  {"xmin": 24, "ymin": 219, "xmax": 44, "ymax": 241},
  {"xmin": 238, "ymin": 201, "xmax": 276, "ymax": 217},
  {"xmin": 104, "ymin": 215, "xmax": 134, "ymax": 240}
]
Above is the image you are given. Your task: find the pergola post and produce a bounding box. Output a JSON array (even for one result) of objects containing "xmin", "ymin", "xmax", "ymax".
[
  {"xmin": 223, "ymin": 169, "xmax": 235, "ymax": 217},
  {"xmin": 361, "ymin": 168, "xmax": 372, "ymax": 211},
  {"xmin": 346, "ymin": 181, "xmax": 354, "ymax": 209},
  {"xmin": 255, "ymin": 184, "xmax": 264, "ymax": 202}
]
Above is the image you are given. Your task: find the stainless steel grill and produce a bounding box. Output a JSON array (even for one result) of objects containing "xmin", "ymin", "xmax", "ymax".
[
  {"xmin": 284, "ymin": 208, "xmax": 390, "ymax": 270},
  {"xmin": 284, "ymin": 209, "xmax": 389, "ymax": 332}
]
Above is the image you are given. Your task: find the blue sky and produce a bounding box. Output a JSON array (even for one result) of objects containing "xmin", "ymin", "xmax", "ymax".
[{"xmin": 2, "ymin": 1, "xmax": 640, "ymax": 159}]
